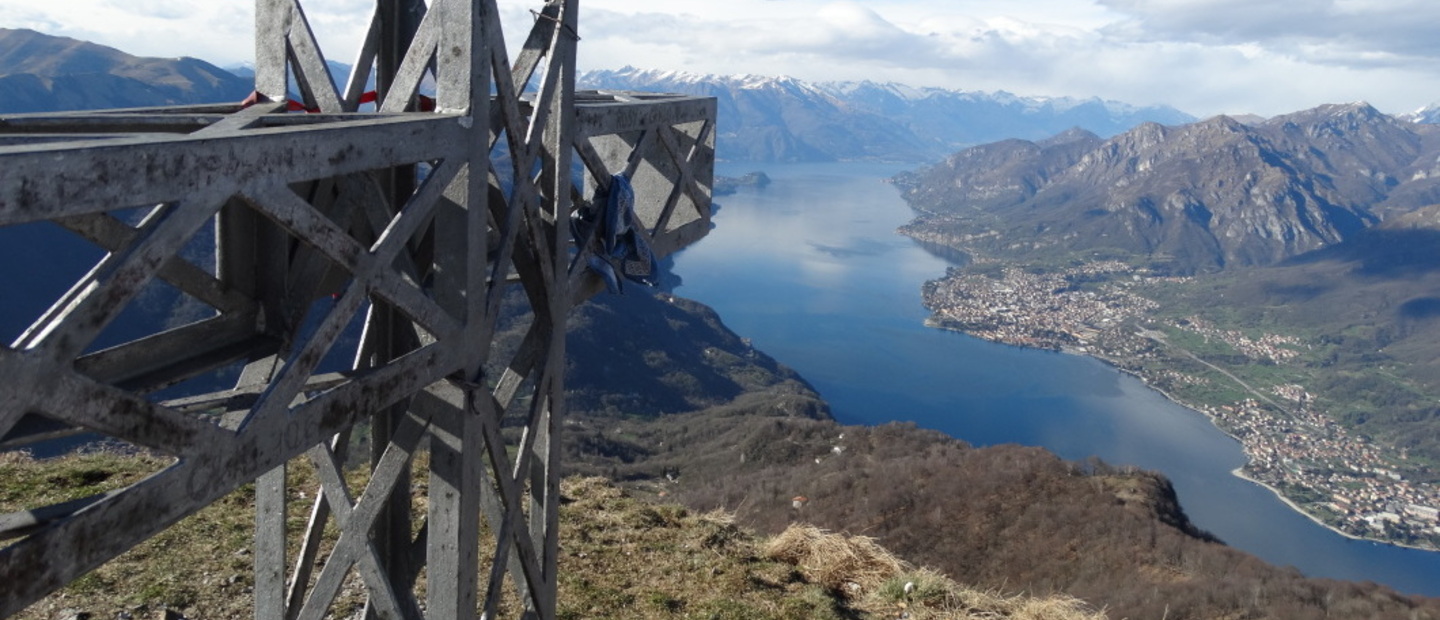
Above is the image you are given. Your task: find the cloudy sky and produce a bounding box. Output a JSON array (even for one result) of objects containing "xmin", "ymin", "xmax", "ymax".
[{"xmin": 3, "ymin": 0, "xmax": 1439, "ymax": 118}]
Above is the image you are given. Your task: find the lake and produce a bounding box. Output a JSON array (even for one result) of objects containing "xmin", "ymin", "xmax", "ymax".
[{"xmin": 669, "ymin": 161, "xmax": 1440, "ymax": 597}]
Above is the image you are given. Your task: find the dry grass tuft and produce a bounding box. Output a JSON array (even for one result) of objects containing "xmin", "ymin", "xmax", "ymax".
[
  {"xmin": 763, "ymin": 524, "xmax": 904, "ymax": 595},
  {"xmin": 762, "ymin": 525, "xmax": 1107, "ymax": 620}
]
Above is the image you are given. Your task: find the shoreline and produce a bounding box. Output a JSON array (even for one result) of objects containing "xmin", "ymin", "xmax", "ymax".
[
  {"xmin": 1229, "ymin": 467, "xmax": 1439, "ymax": 552},
  {"xmin": 923, "ymin": 314, "xmax": 1440, "ymax": 553},
  {"xmin": 1087, "ymin": 349, "xmax": 1440, "ymax": 552}
]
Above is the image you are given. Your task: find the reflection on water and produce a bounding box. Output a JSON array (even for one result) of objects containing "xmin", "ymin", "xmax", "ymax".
[
  {"xmin": 807, "ymin": 237, "xmax": 897, "ymax": 259},
  {"xmin": 673, "ymin": 162, "xmax": 1440, "ymax": 597},
  {"xmin": 908, "ymin": 238, "xmax": 972, "ymax": 265}
]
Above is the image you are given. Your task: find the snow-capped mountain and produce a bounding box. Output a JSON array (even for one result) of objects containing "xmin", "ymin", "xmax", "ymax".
[
  {"xmin": 579, "ymin": 67, "xmax": 1195, "ymax": 163},
  {"xmin": 1403, "ymin": 101, "xmax": 1440, "ymax": 124}
]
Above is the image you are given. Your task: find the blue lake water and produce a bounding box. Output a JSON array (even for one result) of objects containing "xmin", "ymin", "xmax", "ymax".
[{"xmin": 669, "ymin": 161, "xmax": 1440, "ymax": 598}]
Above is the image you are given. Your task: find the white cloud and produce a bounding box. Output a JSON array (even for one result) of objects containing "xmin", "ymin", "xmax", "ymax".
[
  {"xmin": 1097, "ymin": 0, "xmax": 1440, "ymax": 66},
  {"xmin": 0, "ymin": 1, "xmax": 255, "ymax": 64},
  {"xmin": 576, "ymin": 0, "xmax": 1440, "ymax": 117},
  {"xmin": 4, "ymin": 0, "xmax": 1440, "ymax": 118}
]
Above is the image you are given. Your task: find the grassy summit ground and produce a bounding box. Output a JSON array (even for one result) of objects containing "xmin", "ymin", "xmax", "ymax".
[{"xmin": 1, "ymin": 449, "xmax": 1102, "ymax": 620}]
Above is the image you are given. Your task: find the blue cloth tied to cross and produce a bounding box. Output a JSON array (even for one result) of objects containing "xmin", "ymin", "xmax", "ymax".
[{"xmin": 572, "ymin": 174, "xmax": 658, "ymax": 293}]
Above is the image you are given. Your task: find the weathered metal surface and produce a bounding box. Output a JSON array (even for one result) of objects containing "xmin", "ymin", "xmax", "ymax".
[{"xmin": 0, "ymin": 1, "xmax": 714, "ymax": 619}]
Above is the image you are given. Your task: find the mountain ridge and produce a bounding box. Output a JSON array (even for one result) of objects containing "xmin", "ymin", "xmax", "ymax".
[
  {"xmin": 579, "ymin": 66, "xmax": 1194, "ymax": 163},
  {"xmin": 1403, "ymin": 100, "xmax": 1440, "ymax": 124},
  {"xmin": 0, "ymin": 28, "xmax": 251, "ymax": 113},
  {"xmin": 895, "ymin": 102, "xmax": 1440, "ymax": 273}
]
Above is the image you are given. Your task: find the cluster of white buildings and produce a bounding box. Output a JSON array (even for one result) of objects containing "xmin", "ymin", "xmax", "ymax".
[
  {"xmin": 923, "ymin": 262, "xmax": 1157, "ymax": 350},
  {"xmin": 1215, "ymin": 397, "xmax": 1440, "ymax": 543}
]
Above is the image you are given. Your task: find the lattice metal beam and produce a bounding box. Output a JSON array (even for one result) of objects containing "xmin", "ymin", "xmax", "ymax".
[{"xmin": 0, "ymin": 1, "xmax": 714, "ymax": 618}]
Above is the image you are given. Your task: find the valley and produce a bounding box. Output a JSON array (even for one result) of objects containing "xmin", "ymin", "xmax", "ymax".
[
  {"xmin": 659, "ymin": 161, "xmax": 1440, "ymax": 609},
  {"xmin": 892, "ymin": 100, "xmax": 1440, "ymax": 551},
  {"xmin": 914, "ymin": 259, "xmax": 1440, "ymax": 548}
]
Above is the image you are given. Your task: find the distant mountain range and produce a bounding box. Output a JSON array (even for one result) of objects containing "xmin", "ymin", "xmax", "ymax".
[
  {"xmin": 0, "ymin": 29, "xmax": 251, "ymax": 113},
  {"xmin": 896, "ymin": 102, "xmax": 1440, "ymax": 274},
  {"xmin": 579, "ymin": 67, "xmax": 1195, "ymax": 163}
]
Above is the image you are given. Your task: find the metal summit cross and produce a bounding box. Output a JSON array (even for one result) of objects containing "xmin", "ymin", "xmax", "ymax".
[{"xmin": 0, "ymin": 0, "xmax": 715, "ymax": 617}]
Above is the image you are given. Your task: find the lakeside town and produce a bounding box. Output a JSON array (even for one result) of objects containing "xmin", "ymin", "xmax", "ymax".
[{"xmin": 921, "ymin": 261, "xmax": 1440, "ymax": 549}]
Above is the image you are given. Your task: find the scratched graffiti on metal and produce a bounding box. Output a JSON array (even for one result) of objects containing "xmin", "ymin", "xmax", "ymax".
[{"xmin": 0, "ymin": 1, "xmax": 714, "ymax": 618}]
